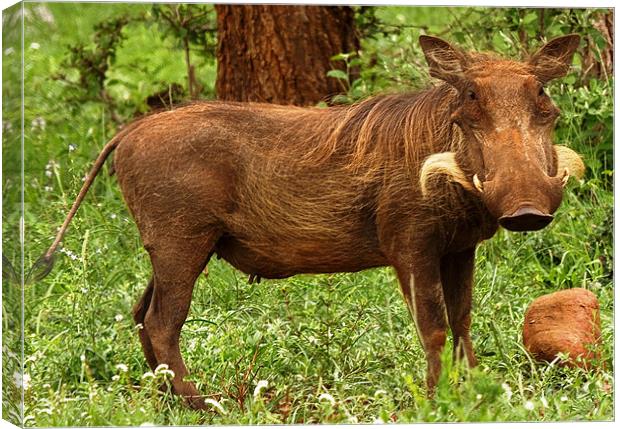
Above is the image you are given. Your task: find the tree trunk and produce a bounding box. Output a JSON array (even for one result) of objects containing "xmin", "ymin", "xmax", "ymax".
[
  {"xmin": 215, "ymin": 5, "xmax": 358, "ymax": 106},
  {"xmin": 582, "ymin": 9, "xmax": 613, "ymax": 81}
]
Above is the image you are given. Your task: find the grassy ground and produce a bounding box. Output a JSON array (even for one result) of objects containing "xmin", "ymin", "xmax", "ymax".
[{"xmin": 2, "ymin": 3, "xmax": 614, "ymax": 426}]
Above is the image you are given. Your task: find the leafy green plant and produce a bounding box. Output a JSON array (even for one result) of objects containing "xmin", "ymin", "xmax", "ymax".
[
  {"xmin": 53, "ymin": 15, "xmax": 137, "ymax": 123},
  {"xmin": 151, "ymin": 4, "xmax": 217, "ymax": 99}
]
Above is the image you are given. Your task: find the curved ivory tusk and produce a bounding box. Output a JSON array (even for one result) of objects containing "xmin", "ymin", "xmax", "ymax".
[
  {"xmin": 561, "ymin": 168, "xmax": 570, "ymax": 187},
  {"xmin": 473, "ymin": 174, "xmax": 483, "ymax": 193},
  {"xmin": 555, "ymin": 145, "xmax": 585, "ymax": 182},
  {"xmin": 419, "ymin": 152, "xmax": 475, "ymax": 197}
]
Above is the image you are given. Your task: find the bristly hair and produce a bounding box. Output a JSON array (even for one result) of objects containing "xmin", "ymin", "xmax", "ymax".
[{"xmin": 259, "ymin": 83, "xmax": 463, "ymax": 185}]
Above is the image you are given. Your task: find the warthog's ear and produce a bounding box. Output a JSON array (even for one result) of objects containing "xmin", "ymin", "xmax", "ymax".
[
  {"xmin": 419, "ymin": 35, "xmax": 470, "ymax": 86},
  {"xmin": 529, "ymin": 34, "xmax": 581, "ymax": 83}
]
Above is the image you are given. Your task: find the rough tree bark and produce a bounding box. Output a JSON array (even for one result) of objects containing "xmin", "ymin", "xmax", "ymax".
[
  {"xmin": 215, "ymin": 5, "xmax": 359, "ymax": 106},
  {"xmin": 583, "ymin": 9, "xmax": 613, "ymax": 80}
]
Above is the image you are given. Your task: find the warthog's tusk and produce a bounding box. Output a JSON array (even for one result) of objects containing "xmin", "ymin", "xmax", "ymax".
[
  {"xmin": 473, "ymin": 174, "xmax": 484, "ymax": 193},
  {"xmin": 561, "ymin": 168, "xmax": 570, "ymax": 187}
]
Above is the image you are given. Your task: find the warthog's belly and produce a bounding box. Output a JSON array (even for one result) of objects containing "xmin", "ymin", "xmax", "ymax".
[{"xmin": 213, "ymin": 234, "xmax": 387, "ymax": 279}]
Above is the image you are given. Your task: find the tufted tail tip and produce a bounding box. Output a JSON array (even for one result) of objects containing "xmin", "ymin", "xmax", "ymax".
[
  {"xmin": 2, "ymin": 254, "xmax": 19, "ymax": 285},
  {"xmin": 25, "ymin": 253, "xmax": 56, "ymax": 284}
]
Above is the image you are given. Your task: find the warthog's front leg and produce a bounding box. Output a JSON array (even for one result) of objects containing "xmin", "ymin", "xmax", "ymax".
[
  {"xmin": 440, "ymin": 248, "xmax": 477, "ymax": 368},
  {"xmin": 394, "ymin": 257, "xmax": 448, "ymax": 394}
]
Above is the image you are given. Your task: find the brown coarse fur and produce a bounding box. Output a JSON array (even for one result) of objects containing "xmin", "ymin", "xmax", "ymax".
[{"xmin": 39, "ymin": 34, "xmax": 585, "ymax": 409}]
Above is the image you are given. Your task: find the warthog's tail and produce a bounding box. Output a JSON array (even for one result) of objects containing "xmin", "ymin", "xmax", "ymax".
[{"xmin": 26, "ymin": 131, "xmax": 126, "ymax": 283}]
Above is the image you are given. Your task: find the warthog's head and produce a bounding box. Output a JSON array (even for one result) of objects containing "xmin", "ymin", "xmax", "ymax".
[{"xmin": 419, "ymin": 34, "xmax": 585, "ymax": 231}]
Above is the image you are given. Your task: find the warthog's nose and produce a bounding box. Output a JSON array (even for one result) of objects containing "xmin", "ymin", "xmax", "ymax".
[{"xmin": 499, "ymin": 205, "xmax": 554, "ymax": 232}]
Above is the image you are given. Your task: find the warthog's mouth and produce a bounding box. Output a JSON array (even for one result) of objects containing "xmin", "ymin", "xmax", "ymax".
[{"xmin": 498, "ymin": 205, "xmax": 554, "ymax": 231}]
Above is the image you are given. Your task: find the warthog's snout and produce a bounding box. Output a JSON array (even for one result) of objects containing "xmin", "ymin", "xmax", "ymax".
[{"xmin": 498, "ymin": 205, "xmax": 554, "ymax": 232}]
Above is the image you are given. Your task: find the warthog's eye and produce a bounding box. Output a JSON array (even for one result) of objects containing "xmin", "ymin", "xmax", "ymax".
[
  {"xmin": 538, "ymin": 86, "xmax": 546, "ymax": 97},
  {"xmin": 467, "ymin": 89, "xmax": 477, "ymax": 101}
]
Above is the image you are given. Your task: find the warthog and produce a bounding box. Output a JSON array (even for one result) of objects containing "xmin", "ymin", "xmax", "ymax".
[{"xmin": 37, "ymin": 35, "xmax": 584, "ymax": 409}]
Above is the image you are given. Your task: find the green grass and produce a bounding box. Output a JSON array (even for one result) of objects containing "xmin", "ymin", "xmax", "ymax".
[{"xmin": 2, "ymin": 3, "xmax": 614, "ymax": 426}]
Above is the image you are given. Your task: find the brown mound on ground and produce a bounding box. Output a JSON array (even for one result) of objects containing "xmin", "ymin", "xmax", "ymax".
[{"xmin": 522, "ymin": 288, "xmax": 601, "ymax": 368}]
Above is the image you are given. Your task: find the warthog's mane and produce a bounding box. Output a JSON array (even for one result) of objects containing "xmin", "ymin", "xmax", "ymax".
[{"xmin": 277, "ymin": 84, "xmax": 461, "ymax": 179}]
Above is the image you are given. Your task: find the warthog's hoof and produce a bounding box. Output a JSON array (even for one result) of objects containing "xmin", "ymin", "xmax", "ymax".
[
  {"xmin": 185, "ymin": 395, "xmax": 209, "ymax": 411},
  {"xmin": 522, "ymin": 288, "xmax": 601, "ymax": 368}
]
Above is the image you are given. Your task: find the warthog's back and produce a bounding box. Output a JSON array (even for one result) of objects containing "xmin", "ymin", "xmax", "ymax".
[{"xmin": 113, "ymin": 102, "xmax": 388, "ymax": 277}]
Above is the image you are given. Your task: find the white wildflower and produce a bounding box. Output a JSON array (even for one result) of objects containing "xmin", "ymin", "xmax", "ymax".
[
  {"xmin": 253, "ymin": 380, "xmax": 268, "ymax": 399},
  {"xmin": 115, "ymin": 363, "xmax": 128, "ymax": 372},
  {"xmin": 142, "ymin": 371, "xmax": 154, "ymax": 379},
  {"xmin": 560, "ymin": 395, "xmax": 568, "ymax": 402},
  {"xmin": 30, "ymin": 42, "xmax": 40, "ymax": 50},
  {"xmin": 60, "ymin": 247, "xmax": 79, "ymax": 261},
  {"xmin": 318, "ymin": 393, "xmax": 336, "ymax": 406},
  {"xmin": 4, "ymin": 47, "xmax": 14, "ymax": 56},
  {"xmin": 31, "ymin": 117, "xmax": 46, "ymax": 131},
  {"xmin": 111, "ymin": 375, "xmax": 120, "ymax": 381},
  {"xmin": 204, "ymin": 398, "xmax": 226, "ymax": 414},
  {"xmin": 154, "ymin": 363, "xmax": 169, "ymax": 373},
  {"xmin": 159, "ymin": 369, "xmax": 175, "ymax": 379},
  {"xmin": 45, "ymin": 170, "xmax": 53, "ymax": 178},
  {"xmin": 153, "ymin": 363, "xmax": 175, "ymax": 379},
  {"xmin": 110, "ymin": 213, "xmax": 117, "ymax": 219},
  {"xmin": 476, "ymin": 393, "xmax": 483, "ymax": 400},
  {"xmin": 13, "ymin": 372, "xmax": 31, "ymax": 390},
  {"xmin": 524, "ymin": 400, "xmax": 535, "ymax": 411},
  {"xmin": 115, "ymin": 314, "xmax": 124, "ymax": 322},
  {"xmin": 68, "ymin": 144, "xmax": 77, "ymax": 152},
  {"xmin": 501, "ymin": 382, "xmax": 513, "ymax": 400},
  {"xmin": 80, "ymin": 354, "xmax": 86, "ymax": 362},
  {"xmin": 374, "ymin": 389, "xmax": 387, "ymax": 398},
  {"xmin": 135, "ymin": 323, "xmax": 144, "ymax": 330}
]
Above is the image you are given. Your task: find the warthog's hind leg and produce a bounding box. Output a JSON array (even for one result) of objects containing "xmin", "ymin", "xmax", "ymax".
[
  {"xmin": 143, "ymin": 233, "xmax": 219, "ymax": 410},
  {"xmin": 440, "ymin": 248, "xmax": 477, "ymax": 368}
]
